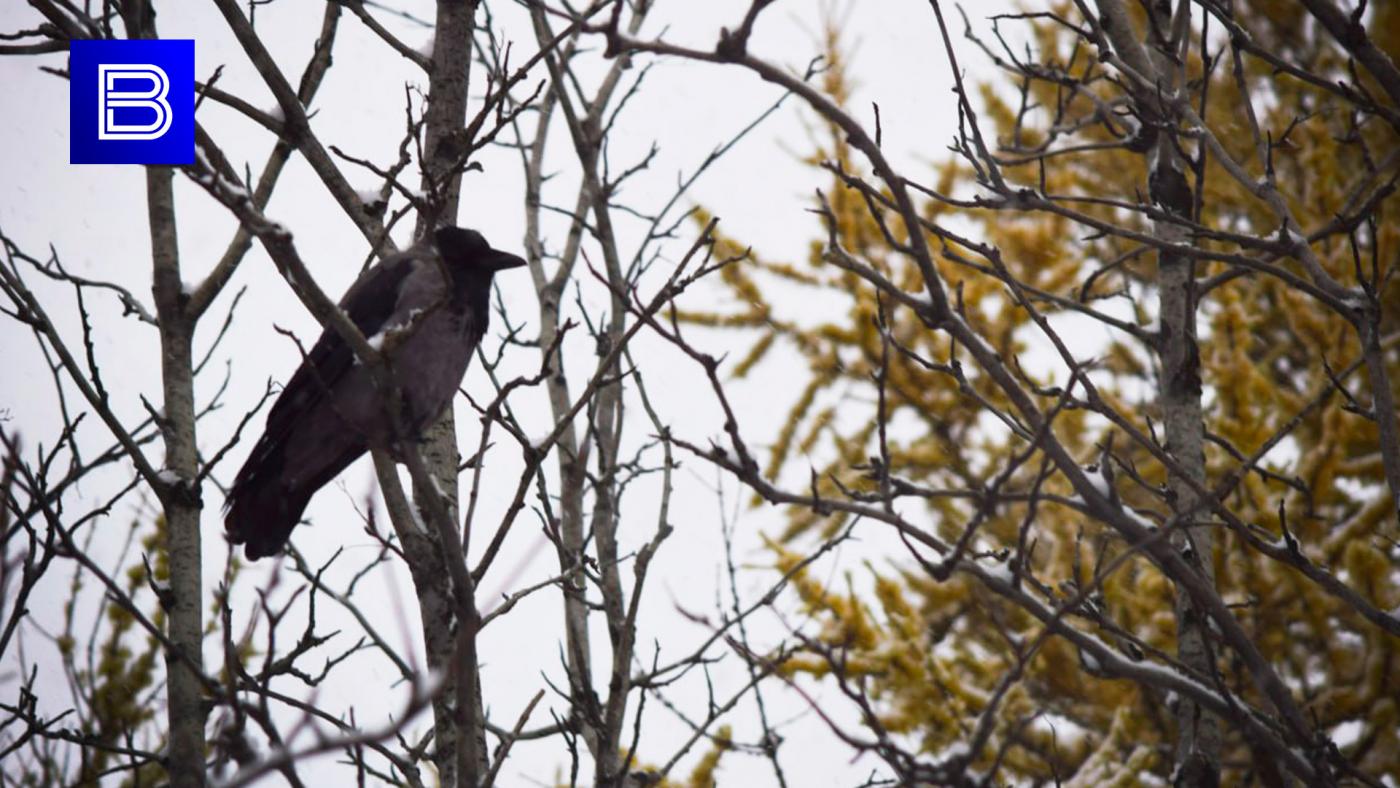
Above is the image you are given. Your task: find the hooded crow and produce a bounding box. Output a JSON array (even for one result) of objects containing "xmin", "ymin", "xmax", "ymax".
[{"xmin": 224, "ymin": 226, "xmax": 526, "ymax": 560}]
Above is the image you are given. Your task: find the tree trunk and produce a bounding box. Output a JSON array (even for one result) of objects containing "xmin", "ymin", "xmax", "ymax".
[
  {"xmin": 382, "ymin": 2, "xmax": 486, "ymax": 785},
  {"xmin": 1153, "ymin": 142, "xmax": 1221, "ymax": 785},
  {"xmin": 148, "ymin": 165, "xmax": 207, "ymax": 787},
  {"xmin": 1092, "ymin": 1, "xmax": 1221, "ymax": 783},
  {"xmin": 1146, "ymin": 5, "xmax": 1220, "ymax": 786}
]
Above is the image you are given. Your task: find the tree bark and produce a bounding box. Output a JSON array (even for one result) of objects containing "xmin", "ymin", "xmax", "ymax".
[
  {"xmin": 148, "ymin": 165, "xmax": 207, "ymax": 787},
  {"xmin": 1148, "ymin": 2, "xmax": 1222, "ymax": 784},
  {"xmin": 525, "ymin": 7, "xmax": 655, "ymax": 778},
  {"xmin": 383, "ymin": 2, "xmax": 486, "ymax": 785},
  {"xmin": 518, "ymin": 46, "xmax": 600, "ymax": 761},
  {"xmin": 1153, "ymin": 152, "xmax": 1221, "ymax": 786},
  {"xmin": 1090, "ymin": 1, "xmax": 1221, "ymax": 783}
]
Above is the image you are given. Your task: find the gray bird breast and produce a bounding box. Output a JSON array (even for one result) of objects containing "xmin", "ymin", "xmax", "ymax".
[
  {"xmin": 392, "ymin": 301, "xmax": 482, "ymax": 432},
  {"xmin": 280, "ymin": 262, "xmax": 481, "ymax": 479}
]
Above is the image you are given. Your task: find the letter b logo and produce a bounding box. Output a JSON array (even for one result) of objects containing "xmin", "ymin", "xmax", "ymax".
[
  {"xmin": 98, "ymin": 64, "xmax": 174, "ymax": 141},
  {"xmin": 71, "ymin": 41, "xmax": 193, "ymax": 164}
]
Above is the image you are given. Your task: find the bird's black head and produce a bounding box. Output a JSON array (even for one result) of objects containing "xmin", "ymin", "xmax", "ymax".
[{"xmin": 433, "ymin": 226, "xmax": 527, "ymax": 274}]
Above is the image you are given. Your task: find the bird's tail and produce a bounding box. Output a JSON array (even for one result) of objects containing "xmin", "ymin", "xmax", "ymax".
[
  {"xmin": 224, "ymin": 475, "xmax": 314, "ymax": 561},
  {"xmin": 223, "ymin": 433, "xmax": 367, "ymax": 560},
  {"xmin": 225, "ymin": 432, "xmax": 301, "ymax": 560}
]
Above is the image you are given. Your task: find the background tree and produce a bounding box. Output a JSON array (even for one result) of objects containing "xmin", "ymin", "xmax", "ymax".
[{"xmin": 628, "ymin": 0, "xmax": 1400, "ymax": 784}]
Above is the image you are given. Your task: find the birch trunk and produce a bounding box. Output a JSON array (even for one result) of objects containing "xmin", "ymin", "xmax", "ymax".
[
  {"xmin": 1092, "ymin": 1, "xmax": 1221, "ymax": 782},
  {"xmin": 148, "ymin": 165, "xmax": 207, "ymax": 786}
]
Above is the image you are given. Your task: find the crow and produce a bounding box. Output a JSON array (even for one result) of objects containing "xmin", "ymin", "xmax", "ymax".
[{"xmin": 224, "ymin": 226, "xmax": 526, "ymax": 560}]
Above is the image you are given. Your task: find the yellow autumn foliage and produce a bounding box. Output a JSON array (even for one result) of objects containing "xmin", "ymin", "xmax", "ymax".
[{"xmin": 689, "ymin": 3, "xmax": 1399, "ymax": 783}]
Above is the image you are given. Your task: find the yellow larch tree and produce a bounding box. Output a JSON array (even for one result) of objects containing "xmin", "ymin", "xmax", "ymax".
[{"xmin": 685, "ymin": 3, "xmax": 1399, "ymax": 784}]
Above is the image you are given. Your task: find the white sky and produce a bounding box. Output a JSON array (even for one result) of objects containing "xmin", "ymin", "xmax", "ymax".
[{"xmin": 0, "ymin": 1, "xmax": 1019, "ymax": 785}]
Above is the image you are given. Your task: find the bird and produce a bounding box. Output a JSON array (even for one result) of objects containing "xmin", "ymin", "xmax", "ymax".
[{"xmin": 224, "ymin": 226, "xmax": 526, "ymax": 560}]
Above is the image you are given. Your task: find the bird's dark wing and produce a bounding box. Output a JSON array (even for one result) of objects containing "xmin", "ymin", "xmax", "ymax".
[
  {"xmin": 260, "ymin": 253, "xmax": 420, "ymax": 445},
  {"xmin": 225, "ymin": 251, "xmax": 425, "ymax": 558}
]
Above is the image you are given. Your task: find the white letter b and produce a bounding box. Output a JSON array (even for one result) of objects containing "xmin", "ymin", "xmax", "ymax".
[{"xmin": 98, "ymin": 64, "xmax": 173, "ymax": 141}]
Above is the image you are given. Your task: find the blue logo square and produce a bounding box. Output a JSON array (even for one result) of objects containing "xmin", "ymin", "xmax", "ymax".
[{"xmin": 70, "ymin": 39, "xmax": 194, "ymax": 165}]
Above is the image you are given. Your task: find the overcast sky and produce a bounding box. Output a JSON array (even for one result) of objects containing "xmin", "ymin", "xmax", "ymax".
[{"xmin": 0, "ymin": 2, "xmax": 1016, "ymax": 784}]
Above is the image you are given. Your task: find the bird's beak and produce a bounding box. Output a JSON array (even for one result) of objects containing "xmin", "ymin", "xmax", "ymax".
[{"xmin": 488, "ymin": 250, "xmax": 527, "ymax": 271}]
